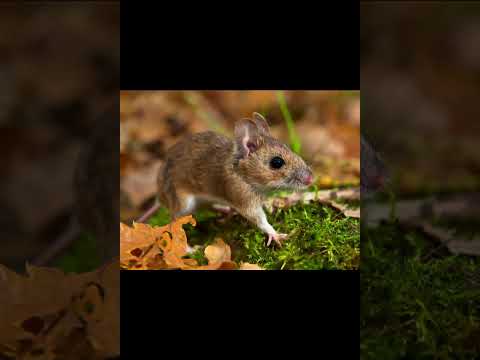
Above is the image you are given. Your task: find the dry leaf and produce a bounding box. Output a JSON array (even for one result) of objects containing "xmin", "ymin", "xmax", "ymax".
[
  {"xmin": 72, "ymin": 284, "xmax": 104, "ymax": 324},
  {"xmin": 239, "ymin": 263, "xmax": 264, "ymax": 270},
  {"xmin": 204, "ymin": 238, "xmax": 231, "ymax": 264},
  {"xmin": 120, "ymin": 160, "xmax": 163, "ymax": 207},
  {"xmin": 120, "ymin": 216, "xmax": 265, "ymax": 270},
  {"xmin": 420, "ymin": 222, "xmax": 480, "ymax": 256},
  {"xmin": 120, "ymin": 222, "xmax": 159, "ymax": 267},
  {"xmin": 330, "ymin": 201, "xmax": 360, "ymax": 218},
  {"xmin": 120, "ymin": 215, "xmax": 197, "ymax": 270},
  {"xmin": 218, "ymin": 261, "xmax": 238, "ymax": 270},
  {"xmin": 0, "ymin": 261, "xmax": 119, "ymax": 359},
  {"xmin": 365, "ymin": 194, "xmax": 480, "ymax": 227},
  {"xmin": 86, "ymin": 262, "xmax": 120, "ymax": 357},
  {"xmin": 189, "ymin": 238, "xmax": 234, "ymax": 270},
  {"xmin": 265, "ymin": 188, "xmax": 360, "ymax": 218}
]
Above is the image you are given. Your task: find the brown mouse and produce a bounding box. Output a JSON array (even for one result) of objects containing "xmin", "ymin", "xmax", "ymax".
[{"xmin": 138, "ymin": 113, "xmax": 313, "ymax": 247}]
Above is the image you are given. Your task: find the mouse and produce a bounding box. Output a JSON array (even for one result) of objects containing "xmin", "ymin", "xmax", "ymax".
[{"xmin": 137, "ymin": 112, "xmax": 313, "ymax": 247}]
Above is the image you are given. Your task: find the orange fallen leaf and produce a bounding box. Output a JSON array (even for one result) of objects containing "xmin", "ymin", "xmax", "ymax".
[
  {"xmin": 120, "ymin": 215, "xmax": 197, "ymax": 270},
  {"xmin": 188, "ymin": 238, "xmax": 234, "ymax": 270},
  {"xmin": 182, "ymin": 258, "xmax": 199, "ymax": 267},
  {"xmin": 120, "ymin": 160, "xmax": 163, "ymax": 207},
  {"xmin": 204, "ymin": 238, "xmax": 231, "ymax": 264},
  {"xmin": 0, "ymin": 260, "xmax": 119, "ymax": 359},
  {"xmin": 120, "ymin": 216, "xmax": 265, "ymax": 271},
  {"xmin": 218, "ymin": 261, "xmax": 238, "ymax": 270},
  {"xmin": 239, "ymin": 263, "xmax": 265, "ymax": 270}
]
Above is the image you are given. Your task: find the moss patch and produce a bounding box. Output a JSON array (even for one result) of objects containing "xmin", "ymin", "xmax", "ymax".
[
  {"xmin": 54, "ymin": 232, "xmax": 101, "ymax": 273},
  {"xmin": 149, "ymin": 202, "xmax": 359, "ymax": 270},
  {"xmin": 361, "ymin": 220, "xmax": 480, "ymax": 359}
]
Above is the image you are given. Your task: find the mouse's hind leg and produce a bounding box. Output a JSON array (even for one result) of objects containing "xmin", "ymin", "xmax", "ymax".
[
  {"xmin": 158, "ymin": 174, "xmax": 197, "ymax": 220},
  {"xmin": 212, "ymin": 204, "xmax": 236, "ymax": 223},
  {"xmin": 212, "ymin": 204, "xmax": 233, "ymax": 214},
  {"xmin": 171, "ymin": 190, "xmax": 197, "ymax": 219}
]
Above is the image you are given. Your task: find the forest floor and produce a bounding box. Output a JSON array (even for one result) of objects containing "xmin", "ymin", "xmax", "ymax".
[
  {"xmin": 361, "ymin": 194, "xmax": 480, "ymax": 359},
  {"xmin": 362, "ymin": 4, "xmax": 480, "ymax": 358},
  {"xmin": 119, "ymin": 90, "xmax": 361, "ymax": 270},
  {"xmin": 147, "ymin": 197, "xmax": 360, "ymax": 270}
]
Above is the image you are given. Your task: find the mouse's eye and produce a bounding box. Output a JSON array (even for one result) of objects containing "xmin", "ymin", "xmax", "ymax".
[{"xmin": 270, "ymin": 156, "xmax": 285, "ymax": 169}]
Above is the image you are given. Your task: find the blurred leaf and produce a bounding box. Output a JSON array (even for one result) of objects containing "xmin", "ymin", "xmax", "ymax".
[{"xmin": 0, "ymin": 260, "xmax": 118, "ymax": 358}]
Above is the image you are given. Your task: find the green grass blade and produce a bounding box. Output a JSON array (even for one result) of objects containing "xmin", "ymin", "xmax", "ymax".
[{"xmin": 276, "ymin": 91, "xmax": 302, "ymax": 154}]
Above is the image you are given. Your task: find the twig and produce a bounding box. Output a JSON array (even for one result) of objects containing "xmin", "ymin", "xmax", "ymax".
[{"xmin": 31, "ymin": 216, "xmax": 81, "ymax": 266}]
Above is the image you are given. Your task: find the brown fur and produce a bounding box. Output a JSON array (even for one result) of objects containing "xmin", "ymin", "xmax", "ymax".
[{"xmin": 156, "ymin": 113, "xmax": 313, "ymax": 245}]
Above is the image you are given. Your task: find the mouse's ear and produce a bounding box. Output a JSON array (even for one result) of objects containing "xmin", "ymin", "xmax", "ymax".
[
  {"xmin": 252, "ymin": 112, "xmax": 270, "ymax": 135},
  {"xmin": 234, "ymin": 119, "xmax": 263, "ymax": 158}
]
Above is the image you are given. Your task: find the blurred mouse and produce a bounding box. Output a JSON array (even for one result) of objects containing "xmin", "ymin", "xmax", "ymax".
[{"xmin": 361, "ymin": 134, "xmax": 390, "ymax": 199}]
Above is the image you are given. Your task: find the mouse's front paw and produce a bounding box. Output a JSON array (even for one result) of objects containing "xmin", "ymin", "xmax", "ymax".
[{"xmin": 267, "ymin": 232, "xmax": 288, "ymax": 247}]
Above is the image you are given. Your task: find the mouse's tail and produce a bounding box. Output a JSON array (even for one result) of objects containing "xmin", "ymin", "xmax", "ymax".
[{"xmin": 135, "ymin": 200, "xmax": 161, "ymax": 223}]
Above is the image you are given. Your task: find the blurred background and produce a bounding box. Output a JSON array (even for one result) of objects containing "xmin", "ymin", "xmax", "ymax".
[
  {"xmin": 0, "ymin": 3, "xmax": 119, "ymax": 272},
  {"xmin": 120, "ymin": 90, "xmax": 360, "ymax": 222},
  {"xmin": 361, "ymin": 3, "xmax": 480, "ymax": 358},
  {"xmin": 362, "ymin": 2, "xmax": 480, "ymax": 194}
]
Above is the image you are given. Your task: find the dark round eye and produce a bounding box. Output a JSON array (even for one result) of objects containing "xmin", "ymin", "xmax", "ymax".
[{"xmin": 270, "ymin": 156, "xmax": 285, "ymax": 169}]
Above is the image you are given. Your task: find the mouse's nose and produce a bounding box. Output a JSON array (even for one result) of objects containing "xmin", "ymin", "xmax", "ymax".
[
  {"xmin": 304, "ymin": 174, "xmax": 313, "ymax": 186},
  {"xmin": 300, "ymin": 169, "xmax": 314, "ymax": 186}
]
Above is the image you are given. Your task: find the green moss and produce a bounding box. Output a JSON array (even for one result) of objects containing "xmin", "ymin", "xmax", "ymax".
[
  {"xmin": 149, "ymin": 206, "xmax": 172, "ymax": 226},
  {"xmin": 361, "ymin": 220, "xmax": 480, "ymax": 359},
  {"xmin": 54, "ymin": 232, "xmax": 101, "ymax": 273},
  {"xmin": 184, "ymin": 248, "xmax": 208, "ymax": 266},
  {"xmin": 148, "ymin": 202, "xmax": 359, "ymax": 270}
]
